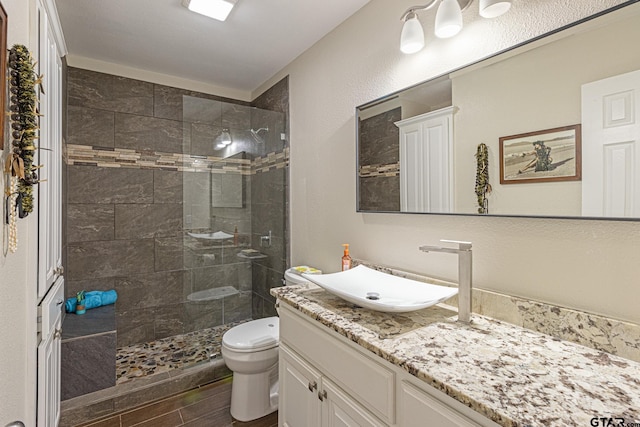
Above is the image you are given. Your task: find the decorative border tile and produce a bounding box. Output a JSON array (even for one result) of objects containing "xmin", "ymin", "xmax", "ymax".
[
  {"xmin": 355, "ymin": 259, "xmax": 640, "ymax": 363},
  {"xmin": 64, "ymin": 144, "xmax": 288, "ymax": 174},
  {"xmin": 359, "ymin": 162, "xmax": 399, "ymax": 178}
]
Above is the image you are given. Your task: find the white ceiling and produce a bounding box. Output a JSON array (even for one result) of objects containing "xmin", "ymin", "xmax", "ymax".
[{"xmin": 54, "ymin": 0, "xmax": 370, "ymax": 95}]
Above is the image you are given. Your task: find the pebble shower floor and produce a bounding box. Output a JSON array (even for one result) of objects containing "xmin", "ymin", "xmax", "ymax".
[{"xmin": 115, "ymin": 321, "xmax": 244, "ymax": 384}]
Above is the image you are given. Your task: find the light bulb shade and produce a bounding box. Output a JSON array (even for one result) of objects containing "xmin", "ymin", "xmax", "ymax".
[
  {"xmin": 435, "ymin": 0, "xmax": 463, "ymax": 38},
  {"xmin": 219, "ymin": 129, "xmax": 232, "ymax": 146},
  {"xmin": 479, "ymin": 0, "xmax": 511, "ymax": 18},
  {"xmin": 400, "ymin": 14, "xmax": 425, "ymax": 54}
]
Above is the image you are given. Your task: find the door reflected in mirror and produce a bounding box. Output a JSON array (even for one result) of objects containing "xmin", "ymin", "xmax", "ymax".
[{"xmin": 356, "ymin": 1, "xmax": 640, "ymax": 219}]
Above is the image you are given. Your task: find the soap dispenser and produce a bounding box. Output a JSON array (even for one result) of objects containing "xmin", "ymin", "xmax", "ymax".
[{"xmin": 341, "ymin": 244, "xmax": 352, "ymax": 271}]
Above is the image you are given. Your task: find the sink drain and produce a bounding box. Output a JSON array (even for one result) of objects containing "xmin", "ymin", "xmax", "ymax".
[{"xmin": 366, "ymin": 292, "xmax": 380, "ymax": 300}]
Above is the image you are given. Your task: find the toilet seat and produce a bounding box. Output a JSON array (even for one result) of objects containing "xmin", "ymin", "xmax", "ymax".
[{"xmin": 222, "ymin": 316, "xmax": 279, "ymax": 353}]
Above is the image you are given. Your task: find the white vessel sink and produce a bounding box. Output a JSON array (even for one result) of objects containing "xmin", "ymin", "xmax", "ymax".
[
  {"xmin": 301, "ymin": 265, "xmax": 458, "ymax": 313},
  {"xmin": 188, "ymin": 231, "xmax": 234, "ymax": 240}
]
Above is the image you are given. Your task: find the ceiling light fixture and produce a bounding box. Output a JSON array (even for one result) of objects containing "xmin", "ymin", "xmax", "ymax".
[
  {"xmin": 400, "ymin": 0, "xmax": 512, "ymax": 54},
  {"xmin": 181, "ymin": 0, "xmax": 237, "ymax": 22}
]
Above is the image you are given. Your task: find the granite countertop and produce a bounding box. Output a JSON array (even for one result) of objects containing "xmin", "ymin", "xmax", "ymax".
[{"xmin": 271, "ymin": 285, "xmax": 640, "ymax": 427}]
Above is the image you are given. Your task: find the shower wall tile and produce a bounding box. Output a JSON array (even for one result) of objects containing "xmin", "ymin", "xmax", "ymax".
[
  {"xmin": 61, "ymin": 332, "xmax": 116, "ymax": 400},
  {"xmin": 184, "ymin": 300, "xmax": 223, "ymax": 333},
  {"xmin": 154, "ymin": 303, "xmax": 185, "ymax": 340},
  {"xmin": 67, "ymin": 239, "xmax": 155, "ymax": 281},
  {"xmin": 67, "ymin": 106, "xmax": 115, "ymax": 147},
  {"xmin": 190, "ymin": 122, "xmax": 222, "ymax": 157},
  {"xmin": 153, "ymin": 85, "xmax": 241, "ymax": 123},
  {"xmin": 182, "ymin": 96, "xmax": 222, "ymax": 125},
  {"xmin": 68, "ymin": 67, "xmax": 154, "ymax": 116},
  {"xmin": 253, "ymin": 76, "xmax": 289, "ymax": 116},
  {"xmin": 223, "ymin": 291, "xmax": 252, "ymax": 323},
  {"xmin": 358, "ymin": 107, "xmax": 401, "ymax": 166},
  {"xmin": 251, "ymin": 167, "xmax": 285, "ymax": 206},
  {"xmin": 117, "ymin": 307, "xmax": 156, "ymax": 347},
  {"xmin": 221, "ymin": 103, "xmax": 251, "ymax": 130},
  {"xmin": 358, "ymin": 176, "xmax": 400, "ymax": 211},
  {"xmin": 183, "ymin": 172, "xmax": 211, "ymax": 206},
  {"xmin": 251, "ymin": 202, "xmax": 285, "ymax": 243},
  {"xmin": 115, "ymin": 113, "xmax": 186, "ymax": 154},
  {"xmin": 155, "ymin": 236, "xmax": 185, "ymax": 272},
  {"xmin": 114, "ymin": 271, "xmax": 185, "ymax": 311},
  {"xmin": 252, "ymin": 236, "xmax": 286, "ymax": 275},
  {"xmin": 252, "ymin": 263, "xmax": 285, "ymax": 302},
  {"xmin": 190, "ymin": 264, "xmax": 243, "ymax": 293},
  {"xmin": 66, "ymin": 204, "xmax": 115, "ymax": 243},
  {"xmin": 114, "ymin": 203, "xmax": 182, "ymax": 239},
  {"xmin": 154, "ymin": 170, "xmax": 183, "ymax": 204},
  {"xmin": 183, "ymin": 245, "xmax": 223, "ymax": 269},
  {"xmin": 211, "ymin": 173, "xmax": 243, "ymax": 208},
  {"xmin": 68, "ymin": 166, "xmax": 154, "ymax": 204}
]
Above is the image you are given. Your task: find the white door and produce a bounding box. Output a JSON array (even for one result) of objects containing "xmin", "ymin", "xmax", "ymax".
[
  {"xmin": 581, "ymin": 69, "xmax": 640, "ymax": 217},
  {"xmin": 280, "ymin": 346, "xmax": 322, "ymax": 427},
  {"xmin": 396, "ymin": 107, "xmax": 454, "ymax": 213},
  {"xmin": 36, "ymin": 0, "xmax": 64, "ymax": 301},
  {"xmin": 37, "ymin": 277, "xmax": 64, "ymax": 427}
]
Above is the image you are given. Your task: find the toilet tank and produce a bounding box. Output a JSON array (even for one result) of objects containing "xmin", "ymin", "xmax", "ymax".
[{"xmin": 284, "ymin": 266, "xmax": 321, "ymax": 287}]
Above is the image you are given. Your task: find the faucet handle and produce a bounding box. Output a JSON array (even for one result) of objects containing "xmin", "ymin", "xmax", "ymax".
[{"xmin": 440, "ymin": 239, "xmax": 472, "ymax": 250}]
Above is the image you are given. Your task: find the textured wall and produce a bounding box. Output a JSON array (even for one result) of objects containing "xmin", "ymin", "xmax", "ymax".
[
  {"xmin": 254, "ymin": 0, "xmax": 640, "ymax": 324},
  {"xmin": 251, "ymin": 77, "xmax": 290, "ymax": 318}
]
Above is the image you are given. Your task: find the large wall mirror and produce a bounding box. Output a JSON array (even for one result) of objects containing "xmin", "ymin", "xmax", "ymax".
[{"xmin": 356, "ymin": 1, "xmax": 640, "ymax": 219}]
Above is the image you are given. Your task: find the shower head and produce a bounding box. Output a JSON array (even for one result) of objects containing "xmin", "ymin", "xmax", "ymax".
[{"xmin": 250, "ymin": 127, "xmax": 269, "ymax": 144}]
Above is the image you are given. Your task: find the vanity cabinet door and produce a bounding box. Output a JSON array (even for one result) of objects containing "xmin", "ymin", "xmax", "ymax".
[
  {"xmin": 322, "ymin": 378, "xmax": 386, "ymax": 427},
  {"xmin": 399, "ymin": 381, "xmax": 480, "ymax": 427},
  {"xmin": 280, "ymin": 345, "xmax": 322, "ymax": 427}
]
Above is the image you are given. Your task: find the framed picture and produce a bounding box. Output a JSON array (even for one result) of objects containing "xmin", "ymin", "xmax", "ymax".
[
  {"xmin": 0, "ymin": 2, "xmax": 6, "ymax": 144},
  {"xmin": 499, "ymin": 124, "xmax": 581, "ymax": 184}
]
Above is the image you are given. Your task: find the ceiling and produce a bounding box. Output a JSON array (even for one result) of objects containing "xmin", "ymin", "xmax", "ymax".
[{"xmin": 54, "ymin": 0, "xmax": 371, "ymax": 96}]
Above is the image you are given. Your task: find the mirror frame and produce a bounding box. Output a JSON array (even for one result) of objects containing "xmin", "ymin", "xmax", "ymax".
[{"xmin": 355, "ymin": 0, "xmax": 640, "ymax": 221}]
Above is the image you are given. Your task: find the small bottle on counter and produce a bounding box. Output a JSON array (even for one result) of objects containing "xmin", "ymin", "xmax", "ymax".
[
  {"xmin": 233, "ymin": 226, "xmax": 239, "ymax": 246},
  {"xmin": 341, "ymin": 244, "xmax": 352, "ymax": 271}
]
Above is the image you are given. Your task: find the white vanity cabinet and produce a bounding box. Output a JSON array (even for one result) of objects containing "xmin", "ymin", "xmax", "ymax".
[
  {"xmin": 278, "ymin": 304, "xmax": 500, "ymax": 427},
  {"xmin": 280, "ymin": 345, "xmax": 385, "ymax": 427}
]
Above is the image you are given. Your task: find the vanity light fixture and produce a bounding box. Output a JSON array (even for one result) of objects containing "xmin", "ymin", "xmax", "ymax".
[
  {"xmin": 181, "ymin": 0, "xmax": 237, "ymax": 22},
  {"xmin": 400, "ymin": 0, "xmax": 512, "ymax": 53}
]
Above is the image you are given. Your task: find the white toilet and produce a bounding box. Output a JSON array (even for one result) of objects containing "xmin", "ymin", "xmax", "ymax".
[{"xmin": 221, "ymin": 267, "xmax": 316, "ymax": 421}]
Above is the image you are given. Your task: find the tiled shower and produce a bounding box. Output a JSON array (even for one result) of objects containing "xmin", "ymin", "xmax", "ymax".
[{"xmin": 60, "ymin": 67, "xmax": 289, "ymax": 409}]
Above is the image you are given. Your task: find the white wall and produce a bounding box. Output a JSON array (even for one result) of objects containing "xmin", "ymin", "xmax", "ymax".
[
  {"xmin": 254, "ymin": 0, "xmax": 640, "ymax": 325},
  {"xmin": 0, "ymin": 0, "xmax": 37, "ymax": 424},
  {"xmin": 453, "ymin": 9, "xmax": 640, "ymax": 216}
]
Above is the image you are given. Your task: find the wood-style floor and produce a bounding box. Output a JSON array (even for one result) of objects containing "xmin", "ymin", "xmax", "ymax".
[{"xmin": 76, "ymin": 378, "xmax": 278, "ymax": 427}]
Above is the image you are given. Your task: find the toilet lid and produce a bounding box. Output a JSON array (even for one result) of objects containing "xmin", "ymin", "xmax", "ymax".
[{"xmin": 222, "ymin": 316, "xmax": 279, "ymax": 352}]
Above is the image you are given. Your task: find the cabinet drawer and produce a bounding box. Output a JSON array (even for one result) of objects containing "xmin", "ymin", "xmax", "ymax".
[{"xmin": 280, "ymin": 307, "xmax": 395, "ymax": 423}]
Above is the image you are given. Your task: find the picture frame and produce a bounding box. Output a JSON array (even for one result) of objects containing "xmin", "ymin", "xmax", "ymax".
[
  {"xmin": 499, "ymin": 124, "xmax": 582, "ymax": 185},
  {"xmin": 0, "ymin": 2, "xmax": 6, "ymax": 144}
]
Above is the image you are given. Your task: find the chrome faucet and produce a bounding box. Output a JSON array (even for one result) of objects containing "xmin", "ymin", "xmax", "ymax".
[{"xmin": 419, "ymin": 240, "xmax": 472, "ymax": 323}]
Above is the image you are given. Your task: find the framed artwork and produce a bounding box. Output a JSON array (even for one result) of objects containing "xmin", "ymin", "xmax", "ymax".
[
  {"xmin": 499, "ymin": 124, "xmax": 582, "ymax": 184},
  {"xmin": 0, "ymin": 2, "xmax": 6, "ymax": 143}
]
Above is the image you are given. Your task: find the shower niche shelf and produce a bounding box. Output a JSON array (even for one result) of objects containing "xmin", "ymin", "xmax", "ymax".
[{"xmin": 187, "ymin": 286, "xmax": 240, "ymax": 302}]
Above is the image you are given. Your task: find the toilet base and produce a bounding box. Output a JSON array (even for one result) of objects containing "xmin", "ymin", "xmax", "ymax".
[{"xmin": 230, "ymin": 364, "xmax": 279, "ymax": 422}]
